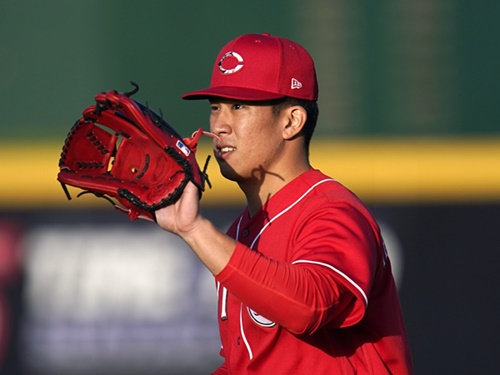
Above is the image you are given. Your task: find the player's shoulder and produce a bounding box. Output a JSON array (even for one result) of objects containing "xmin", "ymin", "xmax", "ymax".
[
  {"xmin": 299, "ymin": 169, "xmax": 360, "ymax": 203},
  {"xmin": 297, "ymin": 169, "xmax": 375, "ymax": 219}
]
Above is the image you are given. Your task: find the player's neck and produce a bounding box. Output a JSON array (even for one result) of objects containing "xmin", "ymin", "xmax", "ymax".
[{"xmin": 240, "ymin": 160, "xmax": 310, "ymax": 217}]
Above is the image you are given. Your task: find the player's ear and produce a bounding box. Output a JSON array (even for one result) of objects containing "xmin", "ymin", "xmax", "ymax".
[{"xmin": 282, "ymin": 106, "xmax": 307, "ymax": 140}]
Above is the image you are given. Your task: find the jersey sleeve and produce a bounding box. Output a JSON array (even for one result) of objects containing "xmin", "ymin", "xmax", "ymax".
[
  {"xmin": 291, "ymin": 200, "xmax": 381, "ymax": 325},
  {"xmin": 215, "ymin": 201, "xmax": 380, "ymax": 335}
]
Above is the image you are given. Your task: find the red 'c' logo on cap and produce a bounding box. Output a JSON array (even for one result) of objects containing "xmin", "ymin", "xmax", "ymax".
[{"xmin": 218, "ymin": 52, "xmax": 244, "ymax": 75}]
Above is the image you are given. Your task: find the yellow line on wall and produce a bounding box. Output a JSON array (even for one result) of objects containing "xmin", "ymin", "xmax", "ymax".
[
  {"xmin": 1, "ymin": 137, "xmax": 499, "ymax": 209},
  {"xmin": 309, "ymin": 137, "xmax": 500, "ymax": 203}
]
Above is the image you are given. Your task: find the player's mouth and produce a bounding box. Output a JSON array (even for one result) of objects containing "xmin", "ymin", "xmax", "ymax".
[{"xmin": 215, "ymin": 145, "xmax": 236, "ymax": 160}]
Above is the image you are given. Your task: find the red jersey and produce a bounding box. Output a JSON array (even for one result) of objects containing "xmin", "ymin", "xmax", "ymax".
[{"xmin": 212, "ymin": 169, "xmax": 413, "ymax": 374}]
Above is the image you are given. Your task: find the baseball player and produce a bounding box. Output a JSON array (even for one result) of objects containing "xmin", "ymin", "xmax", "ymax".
[{"xmin": 155, "ymin": 33, "xmax": 413, "ymax": 374}]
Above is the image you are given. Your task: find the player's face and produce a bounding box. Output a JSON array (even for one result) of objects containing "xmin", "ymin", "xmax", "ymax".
[{"xmin": 209, "ymin": 99, "xmax": 288, "ymax": 183}]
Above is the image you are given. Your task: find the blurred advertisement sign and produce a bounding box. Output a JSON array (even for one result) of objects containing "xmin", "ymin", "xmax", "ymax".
[{"xmin": 20, "ymin": 224, "xmax": 221, "ymax": 374}]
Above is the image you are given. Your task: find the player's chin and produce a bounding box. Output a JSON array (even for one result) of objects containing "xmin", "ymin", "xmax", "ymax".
[{"xmin": 217, "ymin": 163, "xmax": 242, "ymax": 182}]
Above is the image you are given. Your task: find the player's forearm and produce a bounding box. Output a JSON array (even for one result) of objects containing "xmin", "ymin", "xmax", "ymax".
[
  {"xmin": 216, "ymin": 242, "xmax": 353, "ymax": 335},
  {"xmin": 179, "ymin": 217, "xmax": 237, "ymax": 275}
]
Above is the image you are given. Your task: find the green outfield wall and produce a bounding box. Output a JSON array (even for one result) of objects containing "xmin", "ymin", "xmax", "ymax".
[
  {"xmin": 0, "ymin": 0, "xmax": 498, "ymax": 140},
  {"xmin": 0, "ymin": 0, "xmax": 498, "ymax": 205}
]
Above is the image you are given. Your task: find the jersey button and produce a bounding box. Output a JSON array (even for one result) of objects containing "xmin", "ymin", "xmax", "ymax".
[
  {"xmin": 237, "ymin": 337, "xmax": 241, "ymax": 345},
  {"xmin": 242, "ymin": 229, "xmax": 249, "ymax": 237}
]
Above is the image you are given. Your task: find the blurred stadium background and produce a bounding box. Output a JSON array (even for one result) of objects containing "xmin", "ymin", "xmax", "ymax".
[{"xmin": 0, "ymin": 1, "xmax": 498, "ymax": 374}]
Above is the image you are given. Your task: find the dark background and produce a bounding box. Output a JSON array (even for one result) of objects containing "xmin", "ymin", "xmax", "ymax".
[{"xmin": 0, "ymin": 203, "xmax": 498, "ymax": 374}]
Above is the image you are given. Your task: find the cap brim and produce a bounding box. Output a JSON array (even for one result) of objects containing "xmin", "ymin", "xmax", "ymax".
[{"xmin": 182, "ymin": 86, "xmax": 286, "ymax": 101}]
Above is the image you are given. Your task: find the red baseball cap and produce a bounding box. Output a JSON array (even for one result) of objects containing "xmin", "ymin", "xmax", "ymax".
[{"xmin": 182, "ymin": 33, "xmax": 318, "ymax": 101}]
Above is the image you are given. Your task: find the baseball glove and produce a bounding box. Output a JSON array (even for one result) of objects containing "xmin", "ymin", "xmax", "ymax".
[{"xmin": 57, "ymin": 82, "xmax": 212, "ymax": 221}]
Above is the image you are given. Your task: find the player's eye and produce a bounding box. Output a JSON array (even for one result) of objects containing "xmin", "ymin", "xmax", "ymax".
[{"xmin": 232, "ymin": 103, "xmax": 244, "ymax": 110}]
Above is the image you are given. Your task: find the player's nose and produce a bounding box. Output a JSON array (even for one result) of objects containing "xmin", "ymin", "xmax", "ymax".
[{"xmin": 210, "ymin": 108, "xmax": 232, "ymax": 137}]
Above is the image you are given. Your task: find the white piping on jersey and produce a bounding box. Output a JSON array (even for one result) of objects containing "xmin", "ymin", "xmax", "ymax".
[
  {"xmin": 240, "ymin": 303, "xmax": 253, "ymax": 360},
  {"xmin": 292, "ymin": 259, "xmax": 369, "ymax": 307},
  {"xmin": 236, "ymin": 214, "xmax": 244, "ymax": 241},
  {"xmin": 248, "ymin": 178, "xmax": 336, "ymax": 249}
]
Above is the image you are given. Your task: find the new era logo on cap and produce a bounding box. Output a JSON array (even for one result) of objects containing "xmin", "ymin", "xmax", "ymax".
[
  {"xmin": 182, "ymin": 33, "xmax": 318, "ymax": 101},
  {"xmin": 291, "ymin": 78, "xmax": 302, "ymax": 90}
]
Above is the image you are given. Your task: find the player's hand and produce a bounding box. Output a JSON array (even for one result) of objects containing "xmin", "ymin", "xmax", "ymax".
[
  {"xmin": 155, "ymin": 181, "xmax": 236, "ymax": 275},
  {"xmin": 154, "ymin": 182, "xmax": 202, "ymax": 237}
]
